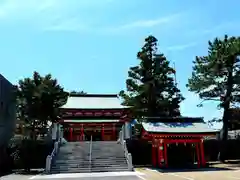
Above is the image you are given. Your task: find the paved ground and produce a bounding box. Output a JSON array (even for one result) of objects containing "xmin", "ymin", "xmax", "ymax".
[
  {"xmin": 135, "ymin": 167, "xmax": 240, "ymax": 180},
  {"xmin": 0, "ymin": 174, "xmax": 33, "ymax": 180},
  {"xmin": 28, "ymin": 176, "xmax": 142, "ymax": 180},
  {"xmin": 2, "ymin": 164, "xmax": 240, "ymax": 180},
  {"xmin": 4, "ymin": 171, "xmax": 144, "ymax": 180}
]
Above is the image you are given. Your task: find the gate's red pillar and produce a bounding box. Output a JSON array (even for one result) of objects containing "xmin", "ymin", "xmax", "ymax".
[
  {"xmin": 158, "ymin": 139, "xmax": 164, "ymax": 168},
  {"xmin": 101, "ymin": 124, "xmax": 105, "ymax": 141},
  {"xmin": 200, "ymin": 140, "xmax": 206, "ymax": 167},
  {"xmin": 112, "ymin": 123, "xmax": 116, "ymax": 140},
  {"xmin": 69, "ymin": 127, "xmax": 73, "ymax": 142},
  {"xmin": 81, "ymin": 124, "xmax": 84, "ymax": 141},
  {"xmin": 163, "ymin": 141, "xmax": 168, "ymax": 168},
  {"xmin": 196, "ymin": 142, "xmax": 201, "ymax": 168},
  {"xmin": 152, "ymin": 139, "xmax": 157, "ymax": 167}
]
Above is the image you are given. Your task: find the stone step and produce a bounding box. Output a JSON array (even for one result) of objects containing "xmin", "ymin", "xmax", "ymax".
[
  {"xmin": 51, "ymin": 167, "xmax": 129, "ymax": 173},
  {"xmin": 52, "ymin": 163, "xmax": 90, "ymax": 167},
  {"xmin": 51, "ymin": 166, "xmax": 91, "ymax": 170},
  {"xmin": 51, "ymin": 169, "xmax": 130, "ymax": 174},
  {"xmin": 52, "ymin": 164, "xmax": 128, "ymax": 169},
  {"xmin": 53, "ymin": 161, "xmax": 127, "ymax": 165},
  {"xmin": 51, "ymin": 168, "xmax": 129, "ymax": 172},
  {"xmin": 56, "ymin": 156, "xmax": 90, "ymax": 159},
  {"xmin": 91, "ymin": 161, "xmax": 127, "ymax": 164},
  {"xmin": 92, "ymin": 165, "xmax": 128, "ymax": 168},
  {"xmin": 91, "ymin": 158, "xmax": 126, "ymax": 160},
  {"xmin": 55, "ymin": 160, "xmax": 89, "ymax": 163}
]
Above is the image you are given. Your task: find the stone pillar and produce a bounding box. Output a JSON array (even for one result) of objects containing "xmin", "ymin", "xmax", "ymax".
[
  {"xmin": 52, "ymin": 123, "xmax": 57, "ymax": 141},
  {"xmin": 45, "ymin": 155, "xmax": 52, "ymax": 173},
  {"xmin": 57, "ymin": 123, "xmax": 60, "ymax": 141},
  {"xmin": 121, "ymin": 125, "xmax": 125, "ymax": 139},
  {"xmin": 129, "ymin": 124, "xmax": 132, "ymax": 138},
  {"xmin": 124, "ymin": 122, "xmax": 130, "ymax": 139},
  {"xmin": 59, "ymin": 125, "xmax": 63, "ymax": 143},
  {"xmin": 127, "ymin": 153, "xmax": 133, "ymax": 170}
]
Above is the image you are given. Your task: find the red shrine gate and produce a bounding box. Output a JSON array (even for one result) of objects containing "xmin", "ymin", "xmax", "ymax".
[
  {"xmin": 59, "ymin": 94, "xmax": 130, "ymax": 141},
  {"xmin": 60, "ymin": 120, "xmax": 126, "ymax": 141},
  {"xmin": 149, "ymin": 135, "xmax": 206, "ymax": 168},
  {"xmin": 141, "ymin": 119, "xmax": 219, "ymax": 168}
]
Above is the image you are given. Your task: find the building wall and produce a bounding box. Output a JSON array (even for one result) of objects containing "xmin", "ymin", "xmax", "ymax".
[{"xmin": 0, "ymin": 74, "xmax": 16, "ymax": 147}]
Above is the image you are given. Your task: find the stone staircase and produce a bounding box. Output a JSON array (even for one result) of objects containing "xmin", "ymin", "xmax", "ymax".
[
  {"xmin": 91, "ymin": 141, "xmax": 129, "ymax": 172},
  {"xmin": 51, "ymin": 142, "xmax": 91, "ymax": 173},
  {"xmin": 50, "ymin": 141, "xmax": 130, "ymax": 174}
]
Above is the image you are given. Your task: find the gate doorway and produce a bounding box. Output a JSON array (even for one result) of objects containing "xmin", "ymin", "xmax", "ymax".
[
  {"xmin": 85, "ymin": 130, "xmax": 102, "ymax": 141},
  {"xmin": 167, "ymin": 143, "xmax": 197, "ymax": 168}
]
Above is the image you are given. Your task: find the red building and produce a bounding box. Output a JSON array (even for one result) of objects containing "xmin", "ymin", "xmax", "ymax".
[
  {"xmin": 59, "ymin": 94, "xmax": 130, "ymax": 141},
  {"xmin": 140, "ymin": 117, "xmax": 219, "ymax": 168}
]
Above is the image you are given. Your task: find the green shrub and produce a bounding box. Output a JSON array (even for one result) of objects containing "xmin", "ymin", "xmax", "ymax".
[{"xmin": 8, "ymin": 138, "xmax": 53, "ymax": 171}]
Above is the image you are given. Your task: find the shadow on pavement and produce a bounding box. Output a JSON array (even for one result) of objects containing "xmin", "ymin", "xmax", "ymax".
[
  {"xmin": 225, "ymin": 160, "xmax": 240, "ymax": 164},
  {"xmin": 142, "ymin": 164, "xmax": 234, "ymax": 173},
  {"xmin": 0, "ymin": 171, "xmax": 12, "ymax": 178},
  {"xmin": 1, "ymin": 169, "xmax": 42, "ymax": 178},
  {"xmin": 157, "ymin": 167, "xmax": 232, "ymax": 173},
  {"xmin": 13, "ymin": 169, "xmax": 44, "ymax": 175}
]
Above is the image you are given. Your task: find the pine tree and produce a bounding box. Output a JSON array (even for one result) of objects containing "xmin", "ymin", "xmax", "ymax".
[
  {"xmin": 187, "ymin": 35, "xmax": 240, "ymax": 161},
  {"xmin": 120, "ymin": 35, "xmax": 184, "ymax": 121},
  {"xmin": 17, "ymin": 71, "xmax": 68, "ymax": 140}
]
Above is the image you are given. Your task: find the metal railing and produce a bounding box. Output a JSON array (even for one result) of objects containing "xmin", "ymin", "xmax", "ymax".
[{"xmin": 89, "ymin": 135, "xmax": 93, "ymax": 171}]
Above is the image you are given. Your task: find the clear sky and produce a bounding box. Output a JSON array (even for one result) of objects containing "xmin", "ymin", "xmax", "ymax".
[{"xmin": 0, "ymin": 0, "xmax": 239, "ymax": 122}]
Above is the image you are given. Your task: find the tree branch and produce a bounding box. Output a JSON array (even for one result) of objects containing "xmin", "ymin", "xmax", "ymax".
[{"xmin": 197, "ymin": 98, "xmax": 221, "ymax": 107}]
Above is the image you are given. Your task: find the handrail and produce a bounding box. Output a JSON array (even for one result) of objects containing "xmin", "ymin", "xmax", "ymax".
[
  {"xmin": 89, "ymin": 135, "xmax": 93, "ymax": 171},
  {"xmin": 46, "ymin": 140, "xmax": 60, "ymax": 173},
  {"xmin": 50, "ymin": 146, "xmax": 56, "ymax": 157}
]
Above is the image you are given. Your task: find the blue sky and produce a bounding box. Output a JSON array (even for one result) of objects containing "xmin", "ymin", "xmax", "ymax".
[{"xmin": 0, "ymin": 0, "xmax": 239, "ymax": 122}]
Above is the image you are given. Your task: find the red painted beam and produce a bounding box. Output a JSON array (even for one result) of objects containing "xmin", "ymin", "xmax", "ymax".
[
  {"xmin": 59, "ymin": 122, "xmax": 123, "ymax": 126},
  {"xmin": 164, "ymin": 139, "xmax": 201, "ymax": 144}
]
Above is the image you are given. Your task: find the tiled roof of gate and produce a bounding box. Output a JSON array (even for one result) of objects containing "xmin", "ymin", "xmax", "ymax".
[
  {"xmin": 61, "ymin": 94, "xmax": 127, "ymax": 109},
  {"xmin": 142, "ymin": 122, "xmax": 220, "ymax": 134}
]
